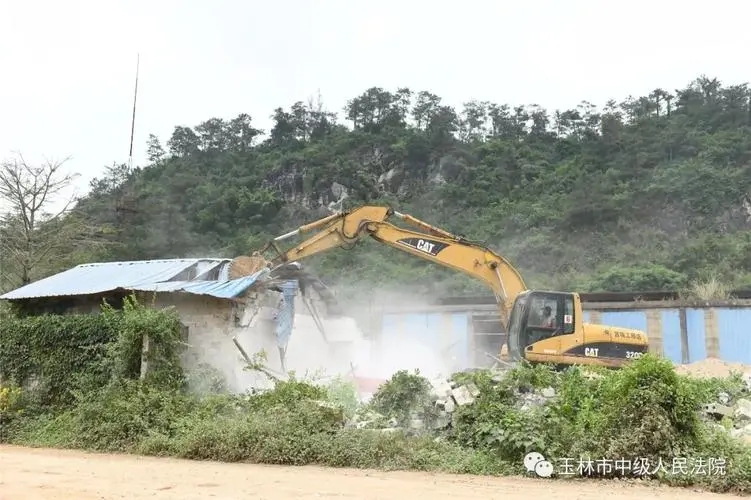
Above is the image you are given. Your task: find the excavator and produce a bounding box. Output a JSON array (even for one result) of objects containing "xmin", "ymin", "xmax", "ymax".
[{"xmin": 236, "ymin": 205, "xmax": 649, "ymax": 370}]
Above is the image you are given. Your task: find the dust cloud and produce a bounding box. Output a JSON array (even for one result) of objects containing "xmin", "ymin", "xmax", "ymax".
[
  {"xmin": 280, "ymin": 289, "xmax": 464, "ymax": 393},
  {"xmin": 197, "ymin": 286, "xmax": 464, "ymax": 397},
  {"xmin": 283, "ymin": 314, "xmax": 455, "ymax": 383}
]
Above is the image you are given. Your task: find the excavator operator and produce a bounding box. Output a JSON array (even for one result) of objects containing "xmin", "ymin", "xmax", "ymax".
[{"xmin": 541, "ymin": 306, "xmax": 555, "ymax": 328}]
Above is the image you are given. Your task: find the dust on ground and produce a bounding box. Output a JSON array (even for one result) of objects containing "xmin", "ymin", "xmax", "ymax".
[
  {"xmin": 0, "ymin": 445, "xmax": 742, "ymax": 500},
  {"xmin": 674, "ymin": 357, "xmax": 751, "ymax": 379}
]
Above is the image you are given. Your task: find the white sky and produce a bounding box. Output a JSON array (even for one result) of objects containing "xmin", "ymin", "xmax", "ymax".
[{"xmin": 1, "ymin": 0, "xmax": 750, "ymax": 210}]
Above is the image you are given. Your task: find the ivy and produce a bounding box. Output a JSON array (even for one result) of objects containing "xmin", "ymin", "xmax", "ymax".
[
  {"xmin": 0, "ymin": 294, "xmax": 185, "ymax": 409},
  {"xmin": 101, "ymin": 295, "xmax": 186, "ymax": 390}
]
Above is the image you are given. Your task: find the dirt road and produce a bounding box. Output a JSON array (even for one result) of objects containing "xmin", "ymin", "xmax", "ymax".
[{"xmin": 0, "ymin": 445, "xmax": 743, "ymax": 500}]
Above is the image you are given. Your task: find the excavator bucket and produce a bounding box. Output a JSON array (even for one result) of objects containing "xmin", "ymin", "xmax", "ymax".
[{"xmin": 228, "ymin": 253, "xmax": 271, "ymax": 280}]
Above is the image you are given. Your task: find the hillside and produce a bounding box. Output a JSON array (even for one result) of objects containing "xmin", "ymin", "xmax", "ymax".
[{"xmin": 4, "ymin": 75, "xmax": 751, "ymax": 299}]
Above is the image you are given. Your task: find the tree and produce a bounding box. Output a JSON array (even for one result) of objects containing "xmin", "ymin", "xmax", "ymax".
[
  {"xmin": 146, "ymin": 134, "xmax": 166, "ymax": 163},
  {"xmin": 0, "ymin": 154, "xmax": 98, "ymax": 286},
  {"xmin": 15, "ymin": 75, "xmax": 751, "ymax": 295}
]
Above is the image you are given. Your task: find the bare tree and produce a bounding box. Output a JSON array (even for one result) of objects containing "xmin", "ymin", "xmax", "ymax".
[{"xmin": 0, "ymin": 153, "xmax": 93, "ymax": 286}]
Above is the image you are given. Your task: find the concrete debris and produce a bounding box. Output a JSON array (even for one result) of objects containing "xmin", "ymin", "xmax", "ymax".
[
  {"xmin": 444, "ymin": 399, "xmax": 456, "ymax": 413},
  {"xmin": 519, "ymin": 394, "xmax": 548, "ymax": 411},
  {"xmin": 430, "ymin": 378, "xmax": 453, "ymax": 399},
  {"xmin": 700, "ymin": 397, "xmax": 751, "ymax": 444},
  {"xmin": 703, "ymin": 402, "xmax": 733, "ymax": 418},
  {"xmin": 431, "ymin": 414, "xmax": 452, "ymax": 430},
  {"xmin": 718, "ymin": 392, "xmax": 731, "ymax": 405},
  {"xmin": 351, "ymin": 374, "xmax": 519, "ymax": 434},
  {"xmin": 734, "ymin": 398, "xmax": 751, "ymax": 421},
  {"xmin": 342, "ymin": 371, "xmax": 751, "ymax": 447},
  {"xmin": 451, "ymin": 385, "xmax": 476, "ymax": 406},
  {"xmin": 340, "ymin": 367, "xmax": 751, "ymax": 451},
  {"xmin": 515, "ymin": 385, "xmax": 557, "ymax": 411},
  {"xmin": 541, "ymin": 387, "xmax": 556, "ymax": 398},
  {"xmin": 730, "ymin": 423, "xmax": 751, "ymax": 442},
  {"xmin": 348, "ymin": 410, "xmax": 388, "ymax": 430},
  {"xmin": 435, "ymin": 398, "xmax": 456, "ymax": 413}
]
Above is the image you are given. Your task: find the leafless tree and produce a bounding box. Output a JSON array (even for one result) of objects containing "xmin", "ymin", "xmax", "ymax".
[{"xmin": 0, "ymin": 153, "xmax": 94, "ymax": 286}]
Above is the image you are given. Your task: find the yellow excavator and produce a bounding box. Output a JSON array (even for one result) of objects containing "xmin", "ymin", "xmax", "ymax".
[{"xmin": 237, "ymin": 205, "xmax": 649, "ymax": 369}]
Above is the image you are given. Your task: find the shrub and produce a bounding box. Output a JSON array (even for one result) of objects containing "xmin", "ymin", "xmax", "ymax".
[
  {"xmin": 368, "ymin": 370, "xmax": 443, "ymax": 429},
  {"xmin": 0, "ymin": 382, "xmax": 24, "ymax": 442},
  {"xmin": 444, "ymin": 356, "xmax": 751, "ymax": 491}
]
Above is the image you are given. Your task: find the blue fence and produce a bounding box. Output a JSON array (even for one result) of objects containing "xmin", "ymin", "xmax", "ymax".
[
  {"xmin": 378, "ymin": 306, "xmax": 751, "ymax": 365},
  {"xmin": 581, "ymin": 307, "xmax": 751, "ymax": 364}
]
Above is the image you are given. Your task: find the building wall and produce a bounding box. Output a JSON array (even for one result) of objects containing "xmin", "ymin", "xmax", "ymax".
[
  {"xmin": 146, "ymin": 291, "xmax": 348, "ymax": 392},
  {"xmin": 7, "ymin": 288, "xmax": 369, "ymax": 392},
  {"xmin": 582, "ymin": 303, "xmax": 751, "ymax": 364},
  {"xmin": 9, "ymin": 291, "xmax": 282, "ymax": 392},
  {"xmin": 376, "ymin": 301, "xmax": 751, "ymax": 366},
  {"xmin": 143, "ymin": 292, "xmax": 280, "ymax": 392}
]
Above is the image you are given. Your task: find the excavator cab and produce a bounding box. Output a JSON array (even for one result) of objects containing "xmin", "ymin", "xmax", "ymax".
[{"xmin": 506, "ymin": 290, "xmax": 576, "ymax": 362}]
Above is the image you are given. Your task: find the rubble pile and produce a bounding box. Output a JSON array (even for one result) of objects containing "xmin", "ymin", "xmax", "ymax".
[
  {"xmin": 343, "ymin": 363, "xmax": 751, "ymax": 449},
  {"xmin": 701, "ymin": 374, "xmax": 751, "ymax": 444},
  {"xmin": 348, "ymin": 368, "xmax": 558, "ymax": 433},
  {"xmin": 675, "ymin": 357, "xmax": 751, "ymax": 379}
]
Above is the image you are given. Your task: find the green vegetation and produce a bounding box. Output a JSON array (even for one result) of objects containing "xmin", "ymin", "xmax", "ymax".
[
  {"xmin": 0, "ymin": 301, "xmax": 749, "ymax": 493},
  {"xmin": 2, "ymin": 75, "xmax": 751, "ymax": 299}
]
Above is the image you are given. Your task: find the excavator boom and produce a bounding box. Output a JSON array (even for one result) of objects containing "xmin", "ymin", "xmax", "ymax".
[{"xmin": 258, "ymin": 205, "xmax": 527, "ymax": 327}]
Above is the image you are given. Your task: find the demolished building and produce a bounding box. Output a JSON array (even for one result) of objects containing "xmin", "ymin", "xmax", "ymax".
[{"xmin": 0, "ymin": 257, "xmax": 354, "ymax": 392}]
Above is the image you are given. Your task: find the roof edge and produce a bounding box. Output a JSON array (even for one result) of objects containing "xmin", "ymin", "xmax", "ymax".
[{"xmin": 73, "ymin": 257, "xmax": 230, "ymax": 268}]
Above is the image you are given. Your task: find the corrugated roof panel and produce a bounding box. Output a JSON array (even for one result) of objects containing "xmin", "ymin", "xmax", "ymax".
[
  {"xmin": 130, "ymin": 269, "xmax": 269, "ymax": 299},
  {"xmin": 0, "ymin": 258, "xmax": 229, "ymax": 300}
]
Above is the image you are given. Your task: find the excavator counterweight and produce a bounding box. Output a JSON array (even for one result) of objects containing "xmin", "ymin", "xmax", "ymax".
[{"xmin": 235, "ymin": 205, "xmax": 649, "ymax": 370}]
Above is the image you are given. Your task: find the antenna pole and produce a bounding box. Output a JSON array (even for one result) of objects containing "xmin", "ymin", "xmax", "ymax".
[{"xmin": 128, "ymin": 53, "xmax": 140, "ymax": 171}]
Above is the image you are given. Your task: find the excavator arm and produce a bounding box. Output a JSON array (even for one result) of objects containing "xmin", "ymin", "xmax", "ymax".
[{"xmin": 256, "ymin": 205, "xmax": 527, "ymax": 327}]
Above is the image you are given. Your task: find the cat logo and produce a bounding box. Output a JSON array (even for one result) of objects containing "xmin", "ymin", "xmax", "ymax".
[
  {"xmin": 396, "ymin": 237, "xmax": 449, "ymax": 257},
  {"xmin": 585, "ymin": 347, "xmax": 599, "ymax": 357},
  {"xmin": 416, "ymin": 239, "xmax": 435, "ymax": 254}
]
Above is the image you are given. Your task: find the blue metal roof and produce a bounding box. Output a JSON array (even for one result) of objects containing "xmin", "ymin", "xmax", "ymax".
[
  {"xmin": 0, "ymin": 258, "xmax": 267, "ymax": 301},
  {"xmin": 129, "ymin": 269, "xmax": 270, "ymax": 299}
]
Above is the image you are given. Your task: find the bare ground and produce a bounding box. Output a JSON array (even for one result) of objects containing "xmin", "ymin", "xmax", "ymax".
[{"xmin": 0, "ymin": 445, "xmax": 745, "ymax": 500}]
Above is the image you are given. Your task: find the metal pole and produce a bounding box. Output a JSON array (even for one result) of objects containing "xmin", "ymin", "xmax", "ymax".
[{"xmin": 128, "ymin": 53, "xmax": 140, "ymax": 171}]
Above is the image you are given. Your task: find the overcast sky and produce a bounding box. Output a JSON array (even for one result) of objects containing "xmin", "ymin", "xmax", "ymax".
[{"xmin": 1, "ymin": 0, "xmax": 749, "ymax": 209}]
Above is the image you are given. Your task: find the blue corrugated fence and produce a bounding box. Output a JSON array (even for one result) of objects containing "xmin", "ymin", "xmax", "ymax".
[
  {"xmin": 660, "ymin": 310, "xmax": 683, "ymax": 364},
  {"xmin": 716, "ymin": 308, "xmax": 751, "ymax": 364},
  {"xmin": 685, "ymin": 309, "xmax": 707, "ymax": 362}
]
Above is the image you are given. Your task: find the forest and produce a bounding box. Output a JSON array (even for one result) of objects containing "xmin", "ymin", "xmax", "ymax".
[{"xmin": 1, "ymin": 74, "xmax": 750, "ymax": 299}]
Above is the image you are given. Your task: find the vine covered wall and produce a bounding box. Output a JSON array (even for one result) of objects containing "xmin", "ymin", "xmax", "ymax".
[{"xmin": 0, "ymin": 294, "xmax": 185, "ymax": 409}]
